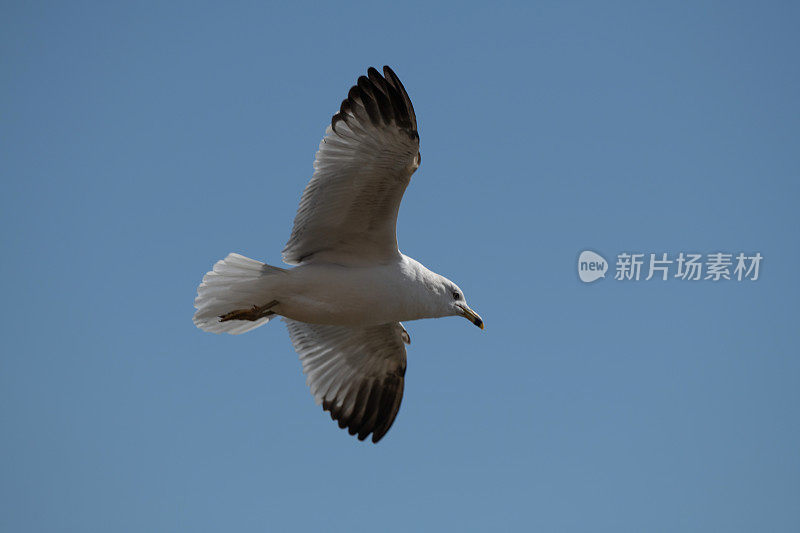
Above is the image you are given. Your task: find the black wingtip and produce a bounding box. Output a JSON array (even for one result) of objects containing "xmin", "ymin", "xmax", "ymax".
[
  {"xmin": 329, "ymin": 65, "xmax": 418, "ymax": 139},
  {"xmin": 320, "ymin": 370, "xmax": 405, "ymax": 444}
]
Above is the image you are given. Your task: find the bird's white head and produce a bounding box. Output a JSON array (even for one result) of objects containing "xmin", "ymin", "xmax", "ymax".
[{"xmin": 433, "ymin": 276, "xmax": 484, "ymax": 330}]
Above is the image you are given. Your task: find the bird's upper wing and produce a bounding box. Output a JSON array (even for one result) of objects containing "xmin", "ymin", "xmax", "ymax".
[
  {"xmin": 282, "ymin": 66, "xmax": 421, "ymax": 266},
  {"xmin": 284, "ymin": 319, "xmax": 409, "ymax": 443}
]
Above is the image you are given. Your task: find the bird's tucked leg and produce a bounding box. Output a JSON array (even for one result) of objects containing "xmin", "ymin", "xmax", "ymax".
[{"xmin": 219, "ymin": 300, "xmax": 279, "ymax": 322}]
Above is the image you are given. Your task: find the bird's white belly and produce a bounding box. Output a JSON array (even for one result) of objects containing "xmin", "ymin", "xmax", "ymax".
[{"xmin": 273, "ymin": 263, "xmax": 416, "ymax": 326}]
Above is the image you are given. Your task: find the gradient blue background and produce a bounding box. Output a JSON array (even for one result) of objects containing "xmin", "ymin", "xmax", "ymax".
[{"xmin": 3, "ymin": 1, "xmax": 799, "ymax": 531}]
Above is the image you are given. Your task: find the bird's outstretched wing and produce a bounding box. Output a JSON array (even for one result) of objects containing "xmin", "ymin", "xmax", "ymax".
[
  {"xmin": 282, "ymin": 66, "xmax": 421, "ymax": 266},
  {"xmin": 284, "ymin": 319, "xmax": 409, "ymax": 443}
]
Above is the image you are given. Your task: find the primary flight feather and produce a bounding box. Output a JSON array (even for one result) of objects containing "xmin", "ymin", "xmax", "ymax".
[{"xmin": 193, "ymin": 66, "xmax": 483, "ymax": 443}]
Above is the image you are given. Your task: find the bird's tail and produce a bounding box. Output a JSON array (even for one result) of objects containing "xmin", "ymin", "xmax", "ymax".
[{"xmin": 193, "ymin": 253, "xmax": 287, "ymax": 335}]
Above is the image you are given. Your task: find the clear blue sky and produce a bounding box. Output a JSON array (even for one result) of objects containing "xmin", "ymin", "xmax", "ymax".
[{"xmin": 2, "ymin": 1, "xmax": 799, "ymax": 531}]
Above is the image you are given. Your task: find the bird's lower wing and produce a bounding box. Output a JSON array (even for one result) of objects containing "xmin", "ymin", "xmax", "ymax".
[{"xmin": 284, "ymin": 319, "xmax": 408, "ymax": 443}]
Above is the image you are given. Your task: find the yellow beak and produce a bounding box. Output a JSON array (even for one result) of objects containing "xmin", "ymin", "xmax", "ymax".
[{"xmin": 457, "ymin": 304, "xmax": 484, "ymax": 330}]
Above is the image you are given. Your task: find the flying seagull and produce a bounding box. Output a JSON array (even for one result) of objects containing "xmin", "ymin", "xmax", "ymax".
[{"xmin": 193, "ymin": 66, "xmax": 483, "ymax": 443}]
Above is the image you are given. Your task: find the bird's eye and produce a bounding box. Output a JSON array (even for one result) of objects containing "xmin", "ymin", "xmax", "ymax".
[{"xmin": 453, "ymin": 292, "xmax": 461, "ymax": 300}]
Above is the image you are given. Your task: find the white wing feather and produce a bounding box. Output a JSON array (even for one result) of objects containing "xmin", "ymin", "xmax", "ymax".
[
  {"xmin": 282, "ymin": 66, "xmax": 421, "ymax": 266},
  {"xmin": 285, "ymin": 318, "xmax": 409, "ymax": 443}
]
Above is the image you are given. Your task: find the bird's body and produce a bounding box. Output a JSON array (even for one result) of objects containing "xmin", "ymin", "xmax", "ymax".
[
  {"xmin": 193, "ymin": 66, "xmax": 482, "ymax": 442},
  {"xmin": 270, "ymin": 255, "xmax": 450, "ymax": 327}
]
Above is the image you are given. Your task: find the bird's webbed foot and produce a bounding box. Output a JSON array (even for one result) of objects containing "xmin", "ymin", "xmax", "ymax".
[{"xmin": 219, "ymin": 300, "xmax": 279, "ymax": 322}]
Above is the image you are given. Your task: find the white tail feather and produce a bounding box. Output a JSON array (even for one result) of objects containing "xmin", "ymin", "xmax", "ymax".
[{"xmin": 193, "ymin": 253, "xmax": 286, "ymax": 335}]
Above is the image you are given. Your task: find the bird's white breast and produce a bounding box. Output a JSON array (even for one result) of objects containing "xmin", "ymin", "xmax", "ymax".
[{"xmin": 273, "ymin": 256, "xmax": 439, "ymax": 326}]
